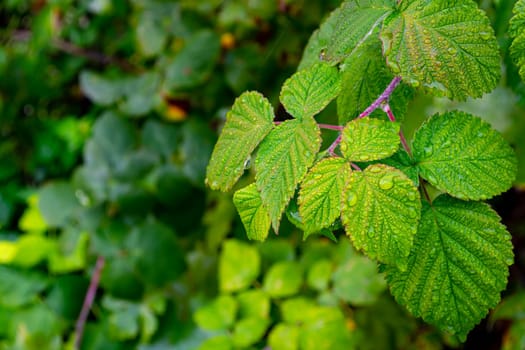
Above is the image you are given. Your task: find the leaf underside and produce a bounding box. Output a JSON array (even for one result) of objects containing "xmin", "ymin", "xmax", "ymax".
[
  {"xmin": 341, "ymin": 164, "xmax": 421, "ymax": 269},
  {"xmin": 386, "ymin": 195, "xmax": 513, "ymax": 340},
  {"xmin": 255, "ymin": 117, "xmax": 321, "ymax": 232},
  {"xmin": 280, "ymin": 62, "xmax": 341, "ymax": 120},
  {"xmin": 380, "ymin": 0, "xmax": 501, "ymax": 100},
  {"xmin": 206, "ymin": 91, "xmax": 274, "ymax": 191},
  {"xmin": 233, "ymin": 184, "xmax": 271, "ymax": 242},
  {"xmin": 413, "ymin": 111, "xmax": 517, "ymax": 200},
  {"xmin": 298, "ymin": 157, "xmax": 351, "ymax": 235}
]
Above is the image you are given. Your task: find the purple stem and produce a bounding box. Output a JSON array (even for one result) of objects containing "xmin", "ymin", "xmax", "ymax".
[
  {"xmin": 382, "ymin": 103, "xmax": 412, "ymax": 157},
  {"xmin": 327, "ymin": 134, "xmax": 342, "ymax": 156},
  {"xmin": 318, "ymin": 123, "xmax": 344, "ymax": 131},
  {"xmin": 75, "ymin": 256, "xmax": 106, "ymax": 349},
  {"xmin": 358, "ymin": 76, "xmax": 402, "ymax": 118}
]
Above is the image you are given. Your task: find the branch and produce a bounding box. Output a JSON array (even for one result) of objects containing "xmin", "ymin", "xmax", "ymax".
[
  {"xmin": 74, "ymin": 256, "xmax": 105, "ymax": 349},
  {"xmin": 11, "ymin": 30, "xmax": 135, "ymax": 70},
  {"xmin": 382, "ymin": 103, "xmax": 412, "ymax": 157},
  {"xmin": 358, "ymin": 76, "xmax": 402, "ymax": 118}
]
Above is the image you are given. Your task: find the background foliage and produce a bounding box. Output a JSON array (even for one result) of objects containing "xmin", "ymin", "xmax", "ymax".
[{"xmin": 0, "ymin": 0, "xmax": 524, "ymax": 349}]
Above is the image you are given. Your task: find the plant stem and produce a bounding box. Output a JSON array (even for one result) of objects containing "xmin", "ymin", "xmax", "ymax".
[
  {"xmin": 75, "ymin": 256, "xmax": 105, "ymax": 349},
  {"xmin": 358, "ymin": 76, "xmax": 402, "ymax": 118},
  {"xmin": 326, "ymin": 76, "xmax": 403, "ymax": 155},
  {"xmin": 382, "ymin": 103, "xmax": 412, "ymax": 157},
  {"xmin": 318, "ymin": 123, "xmax": 344, "ymax": 131}
]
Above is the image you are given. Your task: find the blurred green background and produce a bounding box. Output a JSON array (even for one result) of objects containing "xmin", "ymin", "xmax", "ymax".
[{"xmin": 0, "ymin": 0, "xmax": 524, "ymax": 349}]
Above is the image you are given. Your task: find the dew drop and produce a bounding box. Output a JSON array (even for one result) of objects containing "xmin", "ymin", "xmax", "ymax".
[
  {"xmin": 407, "ymin": 207, "xmax": 418, "ymax": 219},
  {"xmin": 347, "ymin": 191, "xmax": 358, "ymax": 206},
  {"xmin": 360, "ymin": 154, "xmax": 370, "ymax": 161},
  {"xmin": 340, "ymin": 143, "xmax": 348, "ymax": 154},
  {"xmin": 447, "ymin": 47, "xmax": 457, "ymax": 55},
  {"xmin": 379, "ymin": 176, "xmax": 394, "ymax": 190},
  {"xmin": 505, "ymin": 257, "xmax": 514, "ymax": 265},
  {"xmin": 368, "ymin": 227, "xmax": 375, "ymax": 238},
  {"xmin": 369, "ymin": 166, "xmax": 382, "ymax": 173},
  {"xmin": 407, "ymin": 191, "xmax": 416, "ymax": 201},
  {"xmin": 480, "ymin": 32, "xmax": 491, "ymax": 40},
  {"xmin": 423, "ymin": 146, "xmax": 433, "ymax": 156},
  {"xmin": 427, "ymin": 174, "xmax": 437, "ymax": 184},
  {"xmin": 243, "ymin": 156, "xmax": 252, "ymax": 169}
]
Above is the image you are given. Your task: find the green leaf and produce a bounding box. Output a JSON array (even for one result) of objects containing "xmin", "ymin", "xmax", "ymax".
[
  {"xmin": 0, "ymin": 267, "xmax": 48, "ymax": 308},
  {"xmin": 280, "ymin": 62, "xmax": 341, "ymax": 120},
  {"xmin": 413, "ymin": 111, "xmax": 517, "ymax": 200},
  {"xmin": 79, "ymin": 71, "xmax": 122, "ymax": 106},
  {"xmin": 198, "ymin": 335, "xmax": 233, "ymax": 350},
  {"xmin": 263, "ymin": 261, "xmax": 303, "ymax": 298},
  {"xmin": 193, "ymin": 295, "xmax": 238, "ymax": 331},
  {"xmin": 337, "ymin": 35, "xmax": 413, "ymax": 124},
  {"xmin": 386, "ymin": 195, "xmax": 513, "ymax": 340},
  {"xmin": 164, "ymin": 30, "xmax": 220, "ymax": 91},
  {"xmin": 237, "ymin": 289, "xmax": 270, "ymax": 319},
  {"xmin": 307, "ymin": 259, "xmax": 332, "ymax": 291},
  {"xmin": 332, "ymin": 255, "xmax": 387, "ymax": 306},
  {"xmin": 340, "ymin": 118, "xmax": 400, "ymax": 162},
  {"xmin": 268, "ymin": 323, "xmax": 300, "ymax": 350},
  {"xmin": 298, "ymin": 158, "xmax": 351, "ymax": 235},
  {"xmin": 490, "ymin": 290, "xmax": 525, "ymax": 323},
  {"xmin": 219, "ymin": 239, "xmax": 260, "ymax": 293},
  {"xmin": 206, "ymin": 91, "xmax": 274, "ymax": 191},
  {"xmin": 380, "ymin": 0, "xmax": 501, "ymax": 100},
  {"xmin": 341, "ymin": 164, "xmax": 421, "ymax": 269},
  {"xmin": 38, "ymin": 181, "xmax": 80, "ymax": 227},
  {"xmin": 299, "ymin": 307, "xmax": 357, "ymax": 350},
  {"xmin": 509, "ymin": 0, "xmax": 525, "ymax": 81},
  {"xmin": 381, "ymin": 149, "xmax": 419, "ymax": 186},
  {"xmin": 232, "ymin": 317, "xmax": 270, "ymax": 348},
  {"xmin": 299, "ymin": 0, "xmax": 395, "ymax": 69},
  {"xmin": 255, "ymin": 117, "xmax": 321, "ymax": 232},
  {"xmin": 233, "ymin": 184, "xmax": 271, "ymax": 241}
]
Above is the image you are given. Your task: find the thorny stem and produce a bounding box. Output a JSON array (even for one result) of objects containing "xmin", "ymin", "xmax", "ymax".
[
  {"xmin": 326, "ymin": 76, "xmax": 403, "ymax": 155},
  {"xmin": 382, "ymin": 103, "xmax": 412, "ymax": 157},
  {"xmin": 75, "ymin": 256, "xmax": 105, "ymax": 349}
]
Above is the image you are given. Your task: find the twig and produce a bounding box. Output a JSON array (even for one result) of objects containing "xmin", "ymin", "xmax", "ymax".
[
  {"xmin": 11, "ymin": 30, "xmax": 135, "ymax": 70},
  {"xmin": 326, "ymin": 76, "xmax": 403, "ymax": 155},
  {"xmin": 382, "ymin": 103, "xmax": 412, "ymax": 157},
  {"xmin": 318, "ymin": 123, "xmax": 344, "ymax": 131},
  {"xmin": 358, "ymin": 76, "xmax": 402, "ymax": 118},
  {"xmin": 75, "ymin": 256, "xmax": 105, "ymax": 349}
]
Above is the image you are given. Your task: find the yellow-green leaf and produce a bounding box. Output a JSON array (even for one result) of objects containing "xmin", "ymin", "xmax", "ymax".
[{"xmin": 233, "ymin": 184, "xmax": 271, "ymax": 242}]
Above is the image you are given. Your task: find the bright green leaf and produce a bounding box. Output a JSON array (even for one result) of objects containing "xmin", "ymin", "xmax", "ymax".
[
  {"xmin": 237, "ymin": 289, "xmax": 270, "ymax": 319},
  {"xmin": 386, "ymin": 195, "xmax": 514, "ymax": 340},
  {"xmin": 380, "ymin": 0, "xmax": 500, "ymax": 100},
  {"xmin": 233, "ymin": 184, "xmax": 271, "ymax": 241},
  {"xmin": 219, "ymin": 239, "xmax": 260, "ymax": 293},
  {"xmin": 232, "ymin": 317, "xmax": 270, "ymax": 348},
  {"xmin": 198, "ymin": 335, "xmax": 233, "ymax": 350},
  {"xmin": 381, "ymin": 149, "xmax": 419, "ymax": 186},
  {"xmin": 490, "ymin": 290, "xmax": 525, "ymax": 323},
  {"xmin": 280, "ymin": 62, "xmax": 341, "ymax": 120},
  {"xmin": 332, "ymin": 255, "xmax": 386, "ymax": 306},
  {"xmin": 510, "ymin": 0, "xmax": 525, "ymax": 81},
  {"xmin": 281, "ymin": 298, "xmax": 318, "ymax": 323},
  {"xmin": 341, "ymin": 164, "xmax": 421, "ymax": 269},
  {"xmin": 193, "ymin": 295, "xmax": 238, "ymax": 331},
  {"xmin": 268, "ymin": 323, "xmax": 300, "ymax": 350},
  {"xmin": 340, "ymin": 118, "xmax": 400, "ymax": 162},
  {"xmin": 307, "ymin": 259, "xmax": 332, "ymax": 291},
  {"xmin": 298, "ymin": 158, "xmax": 351, "ymax": 235},
  {"xmin": 255, "ymin": 117, "xmax": 321, "ymax": 232},
  {"xmin": 413, "ymin": 111, "xmax": 517, "ymax": 200},
  {"xmin": 299, "ymin": 0, "xmax": 395, "ymax": 69},
  {"xmin": 263, "ymin": 261, "xmax": 303, "ymax": 298},
  {"xmin": 206, "ymin": 91, "xmax": 274, "ymax": 191}
]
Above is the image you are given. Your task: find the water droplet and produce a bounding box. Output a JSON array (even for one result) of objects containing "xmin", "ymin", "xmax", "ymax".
[
  {"xmin": 480, "ymin": 32, "xmax": 491, "ymax": 40},
  {"xmin": 407, "ymin": 207, "xmax": 418, "ymax": 219},
  {"xmin": 447, "ymin": 47, "xmax": 457, "ymax": 55},
  {"xmin": 505, "ymin": 257, "xmax": 514, "ymax": 265},
  {"xmin": 423, "ymin": 146, "xmax": 433, "ymax": 156},
  {"xmin": 340, "ymin": 143, "xmax": 348, "ymax": 154},
  {"xmin": 314, "ymin": 174, "xmax": 323, "ymax": 180},
  {"xmin": 319, "ymin": 49, "xmax": 326, "ymax": 61},
  {"xmin": 379, "ymin": 176, "xmax": 394, "ymax": 190},
  {"xmin": 427, "ymin": 174, "xmax": 437, "ymax": 184},
  {"xmin": 411, "ymin": 80, "xmax": 420, "ymax": 88},
  {"xmin": 367, "ymin": 227, "xmax": 375, "ymax": 238},
  {"xmin": 347, "ymin": 191, "xmax": 358, "ymax": 206},
  {"xmin": 407, "ymin": 191, "xmax": 416, "ymax": 201},
  {"xmin": 243, "ymin": 156, "xmax": 251, "ymax": 169},
  {"xmin": 369, "ymin": 166, "xmax": 382, "ymax": 173},
  {"xmin": 360, "ymin": 154, "xmax": 370, "ymax": 161},
  {"xmin": 477, "ymin": 131, "xmax": 485, "ymax": 138}
]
